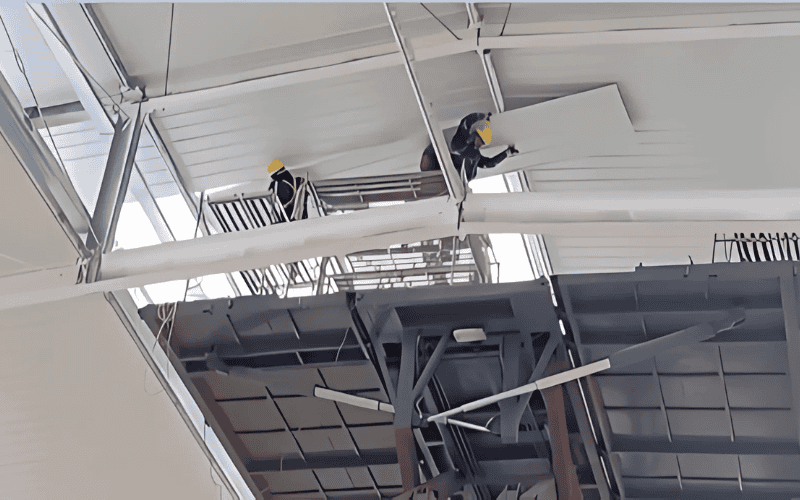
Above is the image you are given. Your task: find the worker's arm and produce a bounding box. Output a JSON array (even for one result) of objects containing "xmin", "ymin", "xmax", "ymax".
[{"xmin": 477, "ymin": 145, "xmax": 518, "ymax": 169}]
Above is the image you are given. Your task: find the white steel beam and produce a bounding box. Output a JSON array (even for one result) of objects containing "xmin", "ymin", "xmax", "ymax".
[
  {"xmin": 2, "ymin": 190, "xmax": 800, "ymax": 310},
  {"xmin": 132, "ymin": 22, "xmax": 800, "ymax": 115},
  {"xmin": 26, "ymin": 3, "xmax": 114, "ymax": 134},
  {"xmin": 91, "ymin": 104, "xmax": 144, "ymax": 254},
  {"xmin": 385, "ymin": 3, "xmax": 465, "ymax": 202},
  {"xmin": 480, "ymin": 49, "xmax": 505, "ymax": 114},
  {"xmin": 466, "ymin": 3, "xmax": 483, "ymax": 29},
  {"xmin": 35, "ymin": 4, "xmax": 241, "ymax": 295}
]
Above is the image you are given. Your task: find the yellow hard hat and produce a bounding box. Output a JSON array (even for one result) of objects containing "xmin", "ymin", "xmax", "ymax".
[
  {"xmin": 476, "ymin": 123, "xmax": 492, "ymax": 145},
  {"xmin": 268, "ymin": 160, "xmax": 284, "ymax": 174}
]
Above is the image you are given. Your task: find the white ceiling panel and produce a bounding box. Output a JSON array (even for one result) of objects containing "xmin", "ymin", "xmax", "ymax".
[
  {"xmin": 146, "ymin": 48, "xmax": 497, "ymax": 191},
  {"xmin": 494, "ymin": 35, "xmax": 800, "ymax": 190},
  {"xmin": 479, "ymin": 3, "xmax": 800, "ymax": 36},
  {"xmin": 0, "ymin": 6, "xmax": 78, "ymax": 109},
  {"xmin": 91, "ymin": 3, "xmax": 470, "ymax": 97}
]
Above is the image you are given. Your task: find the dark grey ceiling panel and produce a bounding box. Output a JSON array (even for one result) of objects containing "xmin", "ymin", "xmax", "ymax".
[
  {"xmin": 659, "ymin": 376, "xmax": 726, "ymax": 408},
  {"xmin": 678, "ymin": 454, "xmax": 739, "ymax": 479},
  {"xmin": 239, "ymin": 432, "xmax": 301, "ymax": 461},
  {"xmin": 596, "ymin": 375, "xmax": 661, "ymax": 408},
  {"xmin": 139, "ymin": 261, "xmax": 800, "ymax": 499},
  {"xmin": 726, "ymin": 375, "xmax": 791, "ymax": 408},
  {"xmin": 554, "ymin": 261, "xmax": 800, "ymax": 500},
  {"xmin": 275, "ymin": 397, "xmax": 343, "ymax": 429},
  {"xmin": 219, "ymin": 399, "xmax": 283, "ymax": 432}
]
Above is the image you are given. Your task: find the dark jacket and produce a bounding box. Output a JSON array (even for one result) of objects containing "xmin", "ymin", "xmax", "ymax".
[
  {"xmin": 419, "ymin": 113, "xmax": 509, "ymax": 182},
  {"xmin": 269, "ymin": 169, "xmax": 307, "ymax": 221}
]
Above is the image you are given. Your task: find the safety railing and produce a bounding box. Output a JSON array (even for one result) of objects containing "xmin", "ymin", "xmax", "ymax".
[
  {"xmin": 712, "ymin": 232, "xmax": 800, "ymax": 263},
  {"xmin": 207, "ymin": 171, "xmax": 496, "ymax": 296}
]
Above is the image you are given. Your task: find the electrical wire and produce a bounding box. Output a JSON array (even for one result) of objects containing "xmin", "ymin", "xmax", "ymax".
[
  {"xmin": 0, "ymin": 13, "xmax": 68, "ymax": 175},
  {"xmin": 420, "ymin": 3, "xmax": 461, "ymax": 41},
  {"xmin": 500, "ymin": 3, "xmax": 512, "ymax": 37}
]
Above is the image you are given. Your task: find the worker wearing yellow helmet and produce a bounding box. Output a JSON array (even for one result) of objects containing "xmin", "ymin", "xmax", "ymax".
[
  {"xmin": 268, "ymin": 160, "xmax": 307, "ymax": 221},
  {"xmin": 419, "ymin": 112, "xmax": 518, "ymax": 182}
]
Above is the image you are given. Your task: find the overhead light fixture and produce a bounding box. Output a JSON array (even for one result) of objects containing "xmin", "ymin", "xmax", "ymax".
[
  {"xmin": 313, "ymin": 386, "xmax": 395, "ymax": 413},
  {"xmin": 428, "ymin": 309, "xmax": 746, "ymax": 423},
  {"xmin": 453, "ymin": 327, "xmax": 486, "ymax": 343}
]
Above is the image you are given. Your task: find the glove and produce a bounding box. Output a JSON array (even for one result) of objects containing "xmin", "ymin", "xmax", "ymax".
[{"xmin": 507, "ymin": 145, "xmax": 519, "ymax": 157}]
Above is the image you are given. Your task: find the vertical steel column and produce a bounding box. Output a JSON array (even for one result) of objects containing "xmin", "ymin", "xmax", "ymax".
[
  {"xmin": 91, "ymin": 103, "xmax": 144, "ymax": 254},
  {"xmin": 395, "ymin": 332, "xmax": 421, "ymax": 490},
  {"xmin": 384, "ymin": 3, "xmax": 465, "ymax": 202}
]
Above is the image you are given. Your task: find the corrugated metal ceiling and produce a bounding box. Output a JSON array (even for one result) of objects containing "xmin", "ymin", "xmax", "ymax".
[{"xmin": 17, "ymin": 2, "xmax": 800, "ymax": 275}]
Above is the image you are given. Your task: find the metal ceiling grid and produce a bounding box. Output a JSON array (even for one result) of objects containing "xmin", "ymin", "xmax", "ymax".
[
  {"xmin": 139, "ymin": 279, "xmax": 610, "ymax": 500},
  {"xmin": 554, "ymin": 261, "xmax": 800, "ymax": 500}
]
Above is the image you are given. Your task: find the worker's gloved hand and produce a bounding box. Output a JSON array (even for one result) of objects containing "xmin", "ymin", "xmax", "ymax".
[
  {"xmin": 507, "ymin": 145, "xmax": 519, "ymax": 157},
  {"xmin": 486, "ymin": 112, "xmax": 492, "ymax": 120}
]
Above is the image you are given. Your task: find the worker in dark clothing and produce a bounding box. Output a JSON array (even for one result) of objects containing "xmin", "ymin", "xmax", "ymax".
[
  {"xmin": 419, "ymin": 142, "xmax": 459, "ymax": 172},
  {"xmin": 419, "ymin": 112, "xmax": 518, "ymax": 182},
  {"xmin": 268, "ymin": 160, "xmax": 308, "ymax": 221}
]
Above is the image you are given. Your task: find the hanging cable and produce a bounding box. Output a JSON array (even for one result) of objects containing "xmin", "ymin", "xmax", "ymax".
[
  {"xmin": 500, "ymin": 3, "xmax": 512, "ymax": 36},
  {"xmin": 334, "ymin": 327, "xmax": 350, "ymax": 362},
  {"xmin": 420, "ymin": 3, "xmax": 461, "ymax": 41},
  {"xmin": 203, "ymin": 424, "xmax": 224, "ymax": 500},
  {"xmin": 25, "ymin": 3, "xmax": 130, "ymax": 120},
  {"xmin": 164, "ymin": 3, "xmax": 175, "ymax": 96},
  {"xmin": 143, "ymin": 363, "xmax": 165, "ymax": 396},
  {"xmin": 0, "ymin": 13, "xmax": 68, "ymax": 175}
]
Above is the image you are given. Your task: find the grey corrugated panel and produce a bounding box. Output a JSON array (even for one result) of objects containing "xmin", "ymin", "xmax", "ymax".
[
  {"xmin": 314, "ymin": 468, "xmax": 355, "ymax": 490},
  {"xmin": 666, "ymin": 409, "xmax": 731, "ymax": 438},
  {"xmin": 339, "ymin": 401, "xmax": 395, "ymax": 426},
  {"xmin": 190, "ymin": 372, "xmax": 276, "ymax": 400},
  {"xmin": 219, "ymin": 399, "xmax": 284, "ymax": 433},
  {"xmin": 740, "ymin": 455, "xmax": 800, "ymax": 480},
  {"xmin": 239, "ymin": 432, "xmax": 303, "ymax": 461},
  {"xmin": 295, "ymin": 428, "xmax": 353, "ymax": 453},
  {"xmin": 596, "ymin": 375, "xmax": 662, "ymax": 407},
  {"xmin": 350, "ymin": 425, "xmax": 396, "ymax": 450},
  {"xmin": 677, "ymin": 454, "xmax": 739, "ymax": 479},
  {"xmin": 368, "ymin": 464, "xmax": 403, "ymax": 488},
  {"xmin": 726, "ymin": 375, "xmax": 791, "ymax": 408},
  {"xmin": 556, "ymin": 261, "xmax": 800, "ymax": 499},
  {"xmin": 732, "ymin": 410, "xmax": 796, "ymax": 440},
  {"xmin": 606, "ymin": 409, "xmax": 670, "ymax": 437},
  {"xmin": 319, "ymin": 364, "xmax": 385, "ymax": 392},
  {"xmin": 260, "ymin": 470, "xmax": 318, "ymax": 495},
  {"xmin": 658, "ymin": 376, "xmax": 726, "ymax": 408},
  {"xmin": 720, "ymin": 343, "xmax": 790, "ymax": 374},
  {"xmin": 616, "ymin": 452, "xmax": 679, "ymax": 477},
  {"xmin": 276, "ymin": 398, "xmax": 344, "ymax": 429}
]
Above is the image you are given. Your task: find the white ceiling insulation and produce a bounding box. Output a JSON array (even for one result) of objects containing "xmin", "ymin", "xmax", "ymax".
[{"xmin": 11, "ymin": 2, "xmax": 800, "ymax": 275}]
